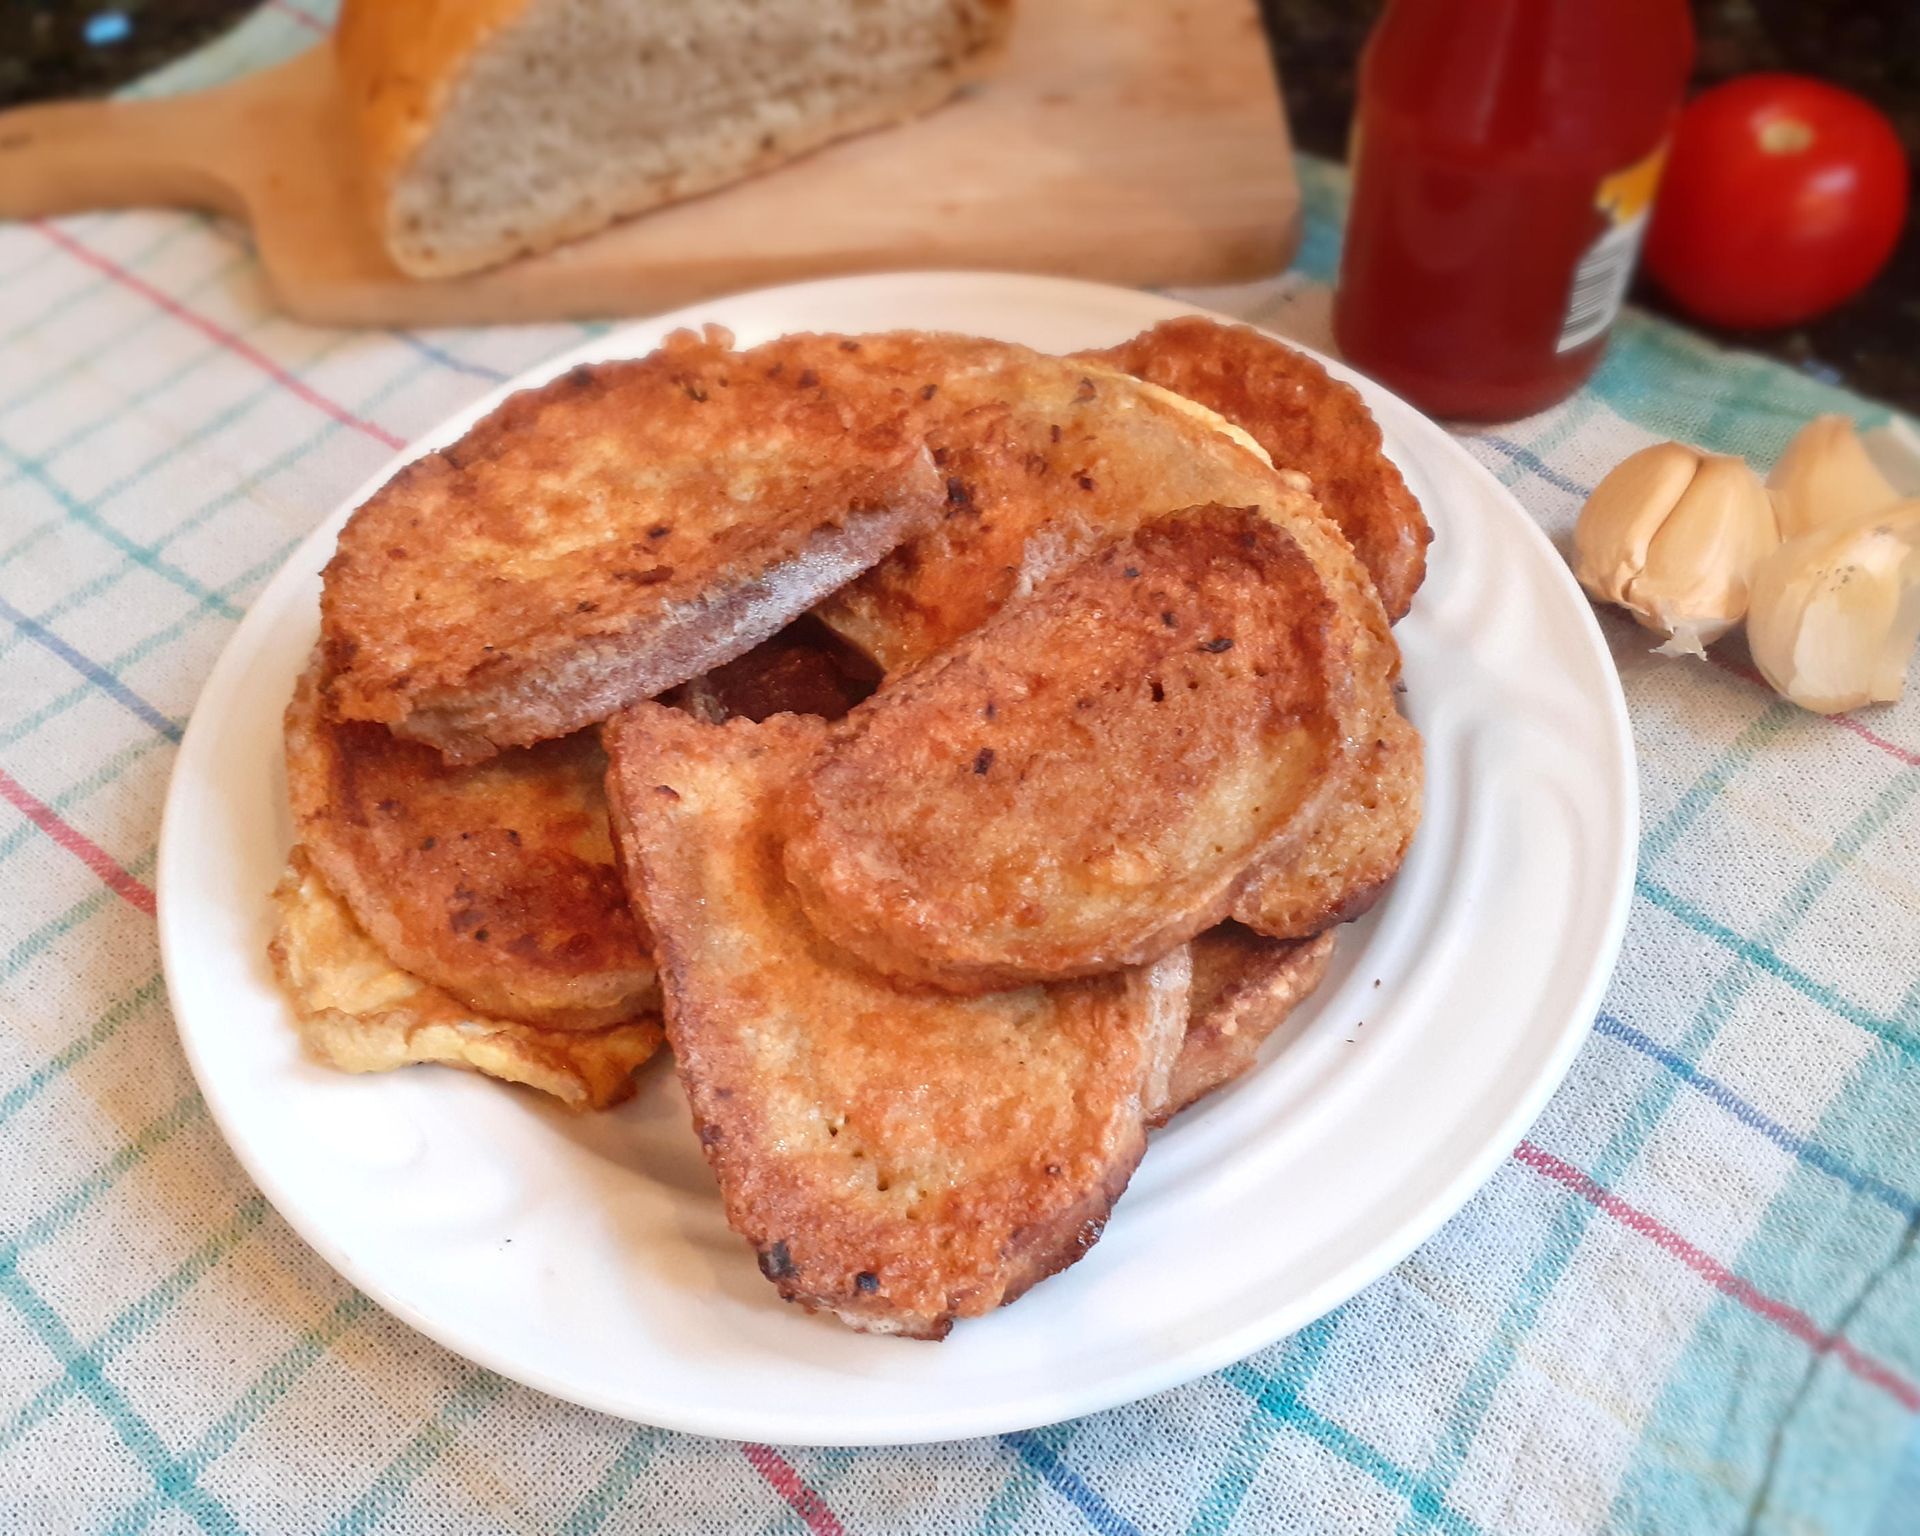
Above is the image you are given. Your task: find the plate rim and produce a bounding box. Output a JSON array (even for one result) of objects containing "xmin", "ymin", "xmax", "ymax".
[{"xmin": 157, "ymin": 269, "xmax": 1636, "ymax": 1444}]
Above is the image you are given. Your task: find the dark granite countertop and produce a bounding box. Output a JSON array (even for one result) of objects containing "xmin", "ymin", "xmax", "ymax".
[
  {"xmin": 8, "ymin": 1, "xmax": 1916, "ymax": 412},
  {"xmin": 0, "ymin": 2, "xmax": 248, "ymax": 105}
]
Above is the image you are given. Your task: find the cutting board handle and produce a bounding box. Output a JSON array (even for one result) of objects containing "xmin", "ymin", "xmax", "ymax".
[{"xmin": 0, "ymin": 86, "xmax": 253, "ymax": 222}]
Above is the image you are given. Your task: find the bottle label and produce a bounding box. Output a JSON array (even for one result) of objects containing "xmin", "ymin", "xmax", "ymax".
[{"xmin": 1556, "ymin": 144, "xmax": 1667, "ymax": 354}]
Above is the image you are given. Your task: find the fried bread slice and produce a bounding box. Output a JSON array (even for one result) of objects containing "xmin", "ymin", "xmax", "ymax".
[
  {"xmin": 796, "ymin": 333, "xmax": 1394, "ymax": 685},
  {"xmin": 270, "ymin": 849, "xmax": 662, "ymax": 1112},
  {"xmin": 1161, "ymin": 927, "xmax": 1336, "ymax": 1121},
  {"xmin": 603, "ymin": 704, "xmax": 1190, "ymax": 1338},
  {"xmin": 791, "ymin": 333, "xmax": 1413, "ymax": 936},
  {"xmin": 322, "ymin": 326, "xmax": 944, "ymax": 760},
  {"xmin": 785, "ymin": 506, "xmax": 1347, "ymax": 993},
  {"xmin": 285, "ymin": 659, "xmax": 656, "ymax": 1030},
  {"xmin": 1231, "ymin": 706, "xmax": 1423, "ymax": 939},
  {"xmin": 1080, "ymin": 317, "xmax": 1431, "ymax": 621}
]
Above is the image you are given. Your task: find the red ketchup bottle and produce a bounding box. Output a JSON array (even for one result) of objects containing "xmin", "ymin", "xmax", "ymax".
[{"xmin": 1333, "ymin": 0, "xmax": 1694, "ymax": 422}]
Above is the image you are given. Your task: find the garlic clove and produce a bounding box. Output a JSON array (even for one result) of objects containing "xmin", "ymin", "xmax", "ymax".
[
  {"xmin": 1573, "ymin": 442, "xmax": 1778, "ymax": 655},
  {"xmin": 1766, "ymin": 414, "xmax": 1903, "ymax": 540},
  {"xmin": 1746, "ymin": 500, "xmax": 1920, "ymax": 714},
  {"xmin": 1573, "ymin": 442, "xmax": 1702, "ymax": 609},
  {"xmin": 1637, "ymin": 453, "xmax": 1780, "ymax": 656},
  {"xmin": 1860, "ymin": 418, "xmax": 1920, "ymax": 500}
]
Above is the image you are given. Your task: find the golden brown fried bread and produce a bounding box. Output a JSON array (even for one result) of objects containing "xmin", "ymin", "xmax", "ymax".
[
  {"xmin": 285, "ymin": 660, "xmax": 656, "ymax": 1031},
  {"xmin": 785, "ymin": 506, "xmax": 1347, "ymax": 993},
  {"xmin": 789, "ymin": 331, "xmax": 1417, "ymax": 948},
  {"xmin": 603, "ymin": 704, "xmax": 1190, "ymax": 1339},
  {"xmin": 1081, "ymin": 317, "xmax": 1431, "ymax": 621},
  {"xmin": 1161, "ymin": 927, "xmax": 1336, "ymax": 1121},
  {"xmin": 322, "ymin": 326, "xmax": 944, "ymax": 760},
  {"xmin": 270, "ymin": 849, "xmax": 662, "ymax": 1112},
  {"xmin": 801, "ymin": 333, "xmax": 1396, "ymax": 696},
  {"xmin": 1231, "ymin": 707, "xmax": 1423, "ymax": 939},
  {"xmin": 675, "ymin": 615, "xmax": 881, "ymax": 724}
]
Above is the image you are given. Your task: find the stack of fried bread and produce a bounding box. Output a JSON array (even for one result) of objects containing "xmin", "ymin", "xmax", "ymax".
[{"xmin": 270, "ymin": 317, "xmax": 1430, "ymax": 1337}]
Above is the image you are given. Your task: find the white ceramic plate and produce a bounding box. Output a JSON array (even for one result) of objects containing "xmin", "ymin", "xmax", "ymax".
[{"xmin": 158, "ymin": 273, "xmax": 1635, "ymax": 1446}]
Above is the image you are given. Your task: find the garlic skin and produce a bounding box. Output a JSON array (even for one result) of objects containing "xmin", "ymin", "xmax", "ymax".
[
  {"xmin": 1746, "ymin": 501, "xmax": 1920, "ymax": 714},
  {"xmin": 1860, "ymin": 418, "xmax": 1920, "ymax": 500},
  {"xmin": 1767, "ymin": 415, "xmax": 1902, "ymax": 540},
  {"xmin": 1574, "ymin": 442, "xmax": 1780, "ymax": 657}
]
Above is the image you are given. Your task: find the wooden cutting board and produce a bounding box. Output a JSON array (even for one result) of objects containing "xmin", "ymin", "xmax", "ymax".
[{"xmin": 0, "ymin": 0, "xmax": 1297, "ymax": 328}]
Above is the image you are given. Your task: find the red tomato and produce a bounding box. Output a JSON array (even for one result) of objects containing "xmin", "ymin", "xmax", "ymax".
[{"xmin": 1646, "ymin": 74, "xmax": 1909, "ymax": 329}]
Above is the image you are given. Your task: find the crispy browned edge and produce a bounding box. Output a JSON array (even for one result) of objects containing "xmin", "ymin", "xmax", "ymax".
[
  {"xmin": 603, "ymin": 703, "xmax": 1188, "ymax": 1338},
  {"xmin": 1230, "ymin": 706, "xmax": 1423, "ymax": 940},
  {"xmin": 782, "ymin": 505, "xmax": 1349, "ymax": 993},
  {"xmin": 1081, "ymin": 317, "xmax": 1432, "ymax": 621},
  {"xmin": 1158, "ymin": 927, "xmax": 1336, "ymax": 1124}
]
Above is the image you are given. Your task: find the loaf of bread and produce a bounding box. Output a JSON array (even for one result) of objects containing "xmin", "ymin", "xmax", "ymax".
[{"xmin": 335, "ymin": 0, "xmax": 1014, "ymax": 278}]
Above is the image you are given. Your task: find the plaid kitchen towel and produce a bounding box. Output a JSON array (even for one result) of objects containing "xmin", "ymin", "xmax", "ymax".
[{"xmin": 2, "ymin": 6, "xmax": 1917, "ymax": 1532}]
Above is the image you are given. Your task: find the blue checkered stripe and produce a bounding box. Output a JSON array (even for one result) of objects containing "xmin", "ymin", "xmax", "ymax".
[{"xmin": 1, "ymin": 8, "xmax": 1917, "ymax": 1531}]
